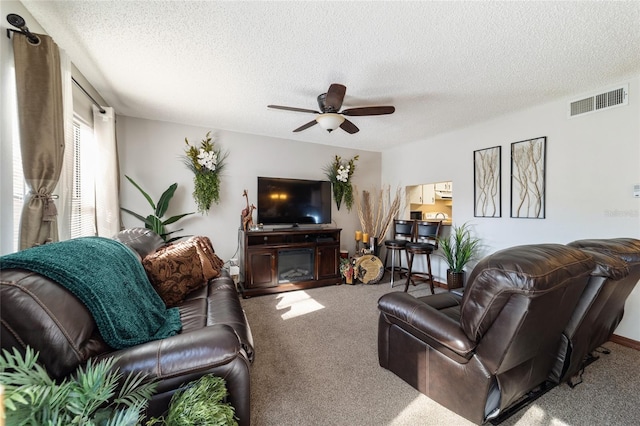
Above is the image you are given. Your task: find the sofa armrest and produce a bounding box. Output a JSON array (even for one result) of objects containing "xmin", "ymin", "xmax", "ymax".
[
  {"xmin": 102, "ymin": 324, "xmax": 251, "ymax": 425},
  {"xmin": 450, "ymin": 287, "xmax": 465, "ymax": 297},
  {"xmin": 378, "ymin": 292, "xmax": 476, "ymax": 359},
  {"xmin": 103, "ymin": 324, "xmax": 244, "ymax": 380}
]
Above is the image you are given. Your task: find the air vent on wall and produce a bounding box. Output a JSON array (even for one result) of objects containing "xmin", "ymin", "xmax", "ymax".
[{"xmin": 569, "ymin": 84, "xmax": 628, "ymax": 118}]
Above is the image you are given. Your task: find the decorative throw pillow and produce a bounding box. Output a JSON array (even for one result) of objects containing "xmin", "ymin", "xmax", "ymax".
[{"xmin": 142, "ymin": 236, "xmax": 224, "ymax": 307}]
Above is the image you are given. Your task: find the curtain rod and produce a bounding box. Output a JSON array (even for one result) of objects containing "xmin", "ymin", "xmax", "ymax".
[
  {"xmin": 5, "ymin": 13, "xmax": 40, "ymax": 44},
  {"xmin": 5, "ymin": 14, "xmax": 107, "ymax": 114},
  {"xmin": 72, "ymin": 77, "xmax": 106, "ymax": 114}
]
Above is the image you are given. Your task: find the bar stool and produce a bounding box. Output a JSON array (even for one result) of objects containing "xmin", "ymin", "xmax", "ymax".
[
  {"xmin": 404, "ymin": 220, "xmax": 442, "ymax": 294},
  {"xmin": 383, "ymin": 220, "xmax": 415, "ymax": 288}
]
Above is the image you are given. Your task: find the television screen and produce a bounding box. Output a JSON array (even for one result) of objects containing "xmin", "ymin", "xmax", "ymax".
[{"xmin": 257, "ymin": 177, "xmax": 332, "ymax": 226}]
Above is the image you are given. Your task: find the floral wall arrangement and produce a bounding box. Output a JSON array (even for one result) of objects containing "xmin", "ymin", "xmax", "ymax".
[
  {"xmin": 324, "ymin": 154, "xmax": 358, "ymax": 211},
  {"xmin": 183, "ymin": 131, "xmax": 229, "ymax": 213}
]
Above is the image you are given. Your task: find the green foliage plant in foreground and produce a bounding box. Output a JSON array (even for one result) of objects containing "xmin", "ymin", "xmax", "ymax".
[
  {"xmin": 0, "ymin": 346, "xmax": 156, "ymax": 426},
  {"xmin": 147, "ymin": 374, "xmax": 237, "ymax": 426},
  {"xmin": 1, "ymin": 346, "xmax": 236, "ymax": 426}
]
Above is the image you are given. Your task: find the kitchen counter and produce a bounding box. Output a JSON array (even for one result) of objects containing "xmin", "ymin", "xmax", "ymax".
[
  {"xmin": 407, "ymin": 215, "xmax": 452, "ymax": 226},
  {"xmin": 422, "ymin": 214, "xmax": 452, "ymax": 225}
]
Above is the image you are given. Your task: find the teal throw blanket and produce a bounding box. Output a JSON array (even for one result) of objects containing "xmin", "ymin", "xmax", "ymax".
[{"xmin": 0, "ymin": 237, "xmax": 182, "ymax": 349}]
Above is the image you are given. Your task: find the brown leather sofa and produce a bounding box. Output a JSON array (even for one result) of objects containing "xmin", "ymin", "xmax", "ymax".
[
  {"xmin": 0, "ymin": 228, "xmax": 254, "ymax": 425},
  {"xmin": 378, "ymin": 243, "xmax": 595, "ymax": 424},
  {"xmin": 549, "ymin": 238, "xmax": 640, "ymax": 386}
]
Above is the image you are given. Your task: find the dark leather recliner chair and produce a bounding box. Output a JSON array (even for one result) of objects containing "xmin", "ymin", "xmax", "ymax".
[
  {"xmin": 549, "ymin": 238, "xmax": 640, "ymax": 385},
  {"xmin": 378, "ymin": 244, "xmax": 595, "ymax": 424}
]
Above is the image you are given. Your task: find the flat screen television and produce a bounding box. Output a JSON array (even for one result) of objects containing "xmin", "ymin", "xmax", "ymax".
[{"xmin": 257, "ymin": 177, "xmax": 332, "ymax": 226}]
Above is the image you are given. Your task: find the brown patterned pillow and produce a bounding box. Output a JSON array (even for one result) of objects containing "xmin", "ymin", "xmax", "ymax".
[{"xmin": 142, "ymin": 236, "xmax": 224, "ymax": 307}]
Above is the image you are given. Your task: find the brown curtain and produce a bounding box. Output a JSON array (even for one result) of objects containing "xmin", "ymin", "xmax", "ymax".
[{"xmin": 12, "ymin": 33, "xmax": 65, "ymax": 249}]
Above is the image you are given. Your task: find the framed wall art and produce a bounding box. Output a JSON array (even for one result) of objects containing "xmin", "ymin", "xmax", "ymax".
[
  {"xmin": 510, "ymin": 136, "xmax": 546, "ymax": 219},
  {"xmin": 474, "ymin": 146, "xmax": 501, "ymax": 217}
]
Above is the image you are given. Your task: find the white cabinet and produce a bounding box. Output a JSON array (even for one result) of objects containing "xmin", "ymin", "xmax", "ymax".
[
  {"xmin": 422, "ymin": 184, "xmax": 435, "ymax": 204},
  {"xmin": 408, "ymin": 185, "xmax": 423, "ymax": 204},
  {"xmin": 408, "ymin": 184, "xmax": 435, "ymax": 205},
  {"xmin": 435, "ymin": 182, "xmax": 453, "ymax": 192}
]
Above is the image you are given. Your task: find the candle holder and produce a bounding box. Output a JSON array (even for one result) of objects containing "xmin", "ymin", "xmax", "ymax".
[
  {"xmin": 362, "ymin": 233, "xmax": 370, "ymax": 255},
  {"xmin": 355, "ymin": 230, "xmax": 362, "ymax": 254}
]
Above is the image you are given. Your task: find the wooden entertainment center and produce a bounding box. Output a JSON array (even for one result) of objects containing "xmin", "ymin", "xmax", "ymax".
[{"xmin": 238, "ymin": 227, "xmax": 341, "ymax": 297}]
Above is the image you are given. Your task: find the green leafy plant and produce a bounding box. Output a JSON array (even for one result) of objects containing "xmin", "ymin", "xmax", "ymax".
[
  {"xmin": 324, "ymin": 154, "xmax": 358, "ymax": 211},
  {"xmin": 438, "ymin": 222, "xmax": 481, "ymax": 273},
  {"xmin": 0, "ymin": 346, "xmax": 156, "ymax": 426},
  {"xmin": 147, "ymin": 374, "xmax": 237, "ymax": 426},
  {"xmin": 183, "ymin": 131, "xmax": 229, "ymax": 213},
  {"xmin": 121, "ymin": 175, "xmax": 194, "ymax": 243}
]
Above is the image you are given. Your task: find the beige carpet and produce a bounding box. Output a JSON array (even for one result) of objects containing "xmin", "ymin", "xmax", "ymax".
[{"xmin": 241, "ymin": 278, "xmax": 640, "ymax": 425}]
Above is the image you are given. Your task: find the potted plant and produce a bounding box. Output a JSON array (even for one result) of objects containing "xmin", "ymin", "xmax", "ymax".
[
  {"xmin": 339, "ymin": 257, "xmax": 354, "ymax": 284},
  {"xmin": 438, "ymin": 222, "xmax": 481, "ymax": 289},
  {"xmin": 121, "ymin": 175, "xmax": 194, "ymax": 243}
]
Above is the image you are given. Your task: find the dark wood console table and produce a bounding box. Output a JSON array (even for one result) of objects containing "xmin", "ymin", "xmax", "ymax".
[{"xmin": 238, "ymin": 228, "xmax": 341, "ymax": 297}]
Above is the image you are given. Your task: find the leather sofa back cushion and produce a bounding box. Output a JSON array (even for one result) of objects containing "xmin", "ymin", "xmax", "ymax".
[
  {"xmin": 568, "ymin": 238, "xmax": 640, "ymax": 265},
  {"xmin": 0, "ymin": 269, "xmax": 111, "ymax": 379},
  {"xmin": 461, "ymin": 244, "xmax": 594, "ymax": 342},
  {"xmin": 113, "ymin": 227, "xmax": 165, "ymax": 259},
  {"xmin": 143, "ymin": 236, "xmax": 225, "ymax": 307},
  {"xmin": 579, "ymin": 249, "xmax": 629, "ymax": 279}
]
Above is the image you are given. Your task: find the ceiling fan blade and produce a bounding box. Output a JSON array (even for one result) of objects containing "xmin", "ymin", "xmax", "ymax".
[
  {"xmin": 341, "ymin": 106, "xmax": 395, "ymax": 116},
  {"xmin": 293, "ymin": 120, "xmax": 318, "ymax": 132},
  {"xmin": 340, "ymin": 119, "xmax": 359, "ymax": 134},
  {"xmin": 268, "ymin": 105, "xmax": 319, "ymax": 114},
  {"xmin": 324, "ymin": 84, "xmax": 346, "ymax": 112}
]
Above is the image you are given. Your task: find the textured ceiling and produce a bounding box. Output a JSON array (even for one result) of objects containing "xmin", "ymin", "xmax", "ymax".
[{"xmin": 21, "ymin": 1, "xmax": 640, "ymax": 151}]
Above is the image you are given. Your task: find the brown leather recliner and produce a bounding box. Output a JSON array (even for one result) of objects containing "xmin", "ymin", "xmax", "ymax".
[
  {"xmin": 0, "ymin": 228, "xmax": 254, "ymax": 425},
  {"xmin": 378, "ymin": 244, "xmax": 595, "ymax": 424},
  {"xmin": 549, "ymin": 238, "xmax": 640, "ymax": 385}
]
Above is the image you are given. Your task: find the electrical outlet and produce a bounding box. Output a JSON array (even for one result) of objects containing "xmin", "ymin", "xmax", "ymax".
[{"xmin": 230, "ymin": 265, "xmax": 240, "ymax": 285}]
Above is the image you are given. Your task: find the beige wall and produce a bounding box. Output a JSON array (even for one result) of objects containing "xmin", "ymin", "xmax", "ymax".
[{"xmin": 116, "ymin": 116, "xmax": 382, "ymax": 262}]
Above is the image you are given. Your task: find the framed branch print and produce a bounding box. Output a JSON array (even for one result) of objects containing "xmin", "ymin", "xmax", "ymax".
[
  {"xmin": 510, "ymin": 136, "xmax": 546, "ymax": 218},
  {"xmin": 474, "ymin": 146, "xmax": 501, "ymax": 217}
]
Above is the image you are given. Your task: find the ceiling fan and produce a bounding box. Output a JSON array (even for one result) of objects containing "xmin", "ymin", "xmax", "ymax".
[{"xmin": 267, "ymin": 83, "xmax": 395, "ymax": 134}]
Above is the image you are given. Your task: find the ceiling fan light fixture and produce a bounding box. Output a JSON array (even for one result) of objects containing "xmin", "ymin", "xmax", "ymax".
[
  {"xmin": 316, "ymin": 113, "xmax": 345, "ymax": 132},
  {"xmin": 268, "ymin": 84, "xmax": 394, "ymax": 134}
]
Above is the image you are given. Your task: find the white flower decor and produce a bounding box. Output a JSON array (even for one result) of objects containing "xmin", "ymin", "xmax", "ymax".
[
  {"xmin": 324, "ymin": 155, "xmax": 359, "ymax": 211},
  {"xmin": 183, "ymin": 131, "xmax": 229, "ymax": 213},
  {"xmin": 336, "ymin": 164, "xmax": 350, "ymax": 183},
  {"xmin": 197, "ymin": 149, "xmax": 218, "ymax": 171}
]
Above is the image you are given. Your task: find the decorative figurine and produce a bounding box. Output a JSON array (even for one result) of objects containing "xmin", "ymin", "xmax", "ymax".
[{"xmin": 241, "ymin": 190, "xmax": 256, "ymax": 231}]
